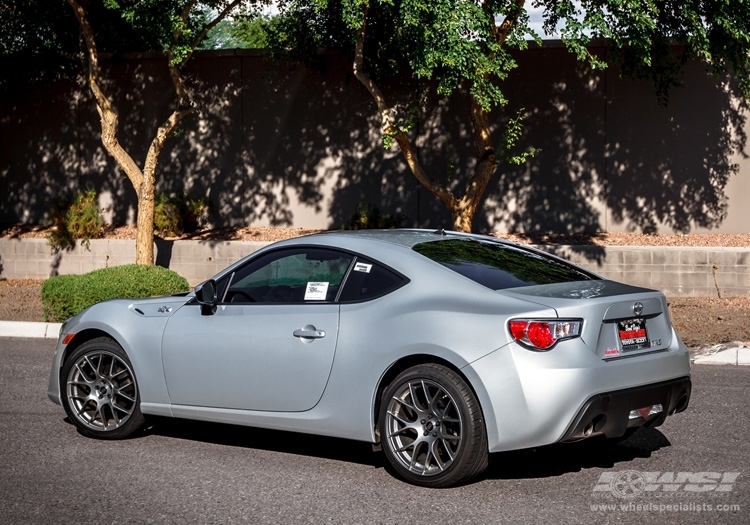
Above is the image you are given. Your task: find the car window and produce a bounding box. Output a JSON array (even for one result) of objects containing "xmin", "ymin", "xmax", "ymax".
[
  {"xmin": 222, "ymin": 248, "xmax": 354, "ymax": 304},
  {"xmin": 339, "ymin": 258, "xmax": 406, "ymax": 302},
  {"xmin": 413, "ymin": 238, "xmax": 596, "ymax": 290}
]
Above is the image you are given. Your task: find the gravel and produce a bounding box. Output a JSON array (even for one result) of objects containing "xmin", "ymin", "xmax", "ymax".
[{"xmin": 3, "ymin": 224, "xmax": 750, "ymax": 246}]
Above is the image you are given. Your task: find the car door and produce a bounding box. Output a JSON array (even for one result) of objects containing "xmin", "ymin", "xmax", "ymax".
[{"xmin": 161, "ymin": 247, "xmax": 353, "ymax": 412}]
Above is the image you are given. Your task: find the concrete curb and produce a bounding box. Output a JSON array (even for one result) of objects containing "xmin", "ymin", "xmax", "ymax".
[
  {"xmin": 0, "ymin": 321, "xmax": 63, "ymax": 339},
  {"xmin": 2, "ymin": 321, "xmax": 748, "ymax": 365},
  {"xmin": 693, "ymin": 347, "xmax": 750, "ymax": 365}
]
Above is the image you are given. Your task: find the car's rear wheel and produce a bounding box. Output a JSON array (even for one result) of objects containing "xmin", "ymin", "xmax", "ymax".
[
  {"xmin": 61, "ymin": 337, "xmax": 145, "ymax": 439},
  {"xmin": 379, "ymin": 363, "xmax": 488, "ymax": 487}
]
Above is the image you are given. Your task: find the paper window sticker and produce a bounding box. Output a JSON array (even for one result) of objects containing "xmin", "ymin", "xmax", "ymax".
[
  {"xmin": 304, "ymin": 282, "xmax": 329, "ymax": 300},
  {"xmin": 354, "ymin": 262, "xmax": 372, "ymax": 273}
]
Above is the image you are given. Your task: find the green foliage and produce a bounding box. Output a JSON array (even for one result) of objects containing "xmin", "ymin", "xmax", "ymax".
[
  {"xmin": 0, "ymin": 0, "xmax": 76, "ymax": 55},
  {"xmin": 497, "ymin": 108, "xmax": 539, "ymax": 166},
  {"xmin": 103, "ymin": 1, "xmax": 254, "ymax": 65},
  {"xmin": 541, "ymin": 0, "xmax": 750, "ymax": 102},
  {"xmin": 46, "ymin": 188, "xmax": 103, "ymax": 252},
  {"xmin": 261, "ymin": 1, "xmax": 352, "ymax": 61},
  {"xmin": 278, "ymin": 0, "xmax": 531, "ymax": 112},
  {"xmin": 0, "ymin": 0, "xmax": 160, "ymax": 56},
  {"xmin": 154, "ymin": 193, "xmax": 210, "ymax": 237},
  {"xmin": 343, "ymin": 203, "xmax": 407, "ymax": 230},
  {"xmin": 383, "ymin": 103, "xmax": 420, "ymax": 149},
  {"xmin": 277, "ymin": 0, "xmax": 750, "ymax": 108},
  {"xmin": 201, "ymin": 12, "xmax": 273, "ymax": 49},
  {"xmin": 41, "ymin": 264, "xmax": 190, "ymax": 322}
]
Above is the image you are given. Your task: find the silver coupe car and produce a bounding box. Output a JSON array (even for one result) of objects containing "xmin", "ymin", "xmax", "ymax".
[{"xmin": 48, "ymin": 229, "xmax": 692, "ymax": 487}]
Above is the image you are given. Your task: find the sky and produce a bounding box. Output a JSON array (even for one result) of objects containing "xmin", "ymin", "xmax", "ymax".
[{"xmin": 527, "ymin": 5, "xmax": 549, "ymax": 37}]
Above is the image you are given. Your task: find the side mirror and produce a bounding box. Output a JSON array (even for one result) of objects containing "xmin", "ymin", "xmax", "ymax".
[{"xmin": 195, "ymin": 279, "xmax": 217, "ymax": 315}]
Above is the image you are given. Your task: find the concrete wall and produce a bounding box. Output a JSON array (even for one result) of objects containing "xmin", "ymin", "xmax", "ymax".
[
  {"xmin": 0, "ymin": 238, "xmax": 266, "ymax": 286},
  {"xmin": 2, "ymin": 44, "xmax": 749, "ymax": 234},
  {"xmin": 1, "ymin": 238, "xmax": 746, "ymax": 297}
]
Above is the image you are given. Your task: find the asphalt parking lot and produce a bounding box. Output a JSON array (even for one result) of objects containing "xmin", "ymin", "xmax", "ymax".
[{"xmin": 1, "ymin": 337, "xmax": 747, "ymax": 524}]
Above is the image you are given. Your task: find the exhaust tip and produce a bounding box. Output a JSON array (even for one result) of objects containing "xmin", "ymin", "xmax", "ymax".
[{"xmin": 670, "ymin": 393, "xmax": 690, "ymax": 415}]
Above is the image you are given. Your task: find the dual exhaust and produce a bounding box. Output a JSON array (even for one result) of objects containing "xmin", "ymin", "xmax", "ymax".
[{"xmin": 560, "ymin": 379, "xmax": 692, "ymax": 443}]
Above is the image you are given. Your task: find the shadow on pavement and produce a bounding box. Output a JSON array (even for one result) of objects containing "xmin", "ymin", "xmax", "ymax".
[
  {"xmin": 144, "ymin": 416, "xmax": 384, "ymax": 468},
  {"xmin": 485, "ymin": 427, "xmax": 670, "ymax": 480},
  {"xmin": 139, "ymin": 416, "xmax": 669, "ymax": 481}
]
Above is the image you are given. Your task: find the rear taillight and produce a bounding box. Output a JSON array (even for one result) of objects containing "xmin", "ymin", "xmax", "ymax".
[{"xmin": 508, "ymin": 319, "xmax": 582, "ymax": 350}]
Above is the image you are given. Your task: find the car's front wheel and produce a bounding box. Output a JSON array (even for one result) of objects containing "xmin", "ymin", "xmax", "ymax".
[
  {"xmin": 379, "ymin": 363, "xmax": 488, "ymax": 487},
  {"xmin": 61, "ymin": 337, "xmax": 145, "ymax": 439}
]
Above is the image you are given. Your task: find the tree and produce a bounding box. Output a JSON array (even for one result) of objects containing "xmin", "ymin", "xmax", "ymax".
[
  {"xmin": 1, "ymin": 0, "xmax": 158, "ymax": 91},
  {"xmin": 201, "ymin": 11, "xmax": 275, "ymax": 49},
  {"xmin": 67, "ymin": 0, "xmax": 246, "ymax": 264},
  {"xmin": 277, "ymin": 0, "xmax": 750, "ymax": 232}
]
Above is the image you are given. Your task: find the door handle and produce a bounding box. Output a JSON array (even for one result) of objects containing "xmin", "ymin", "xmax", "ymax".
[{"xmin": 293, "ymin": 328, "xmax": 326, "ymax": 339}]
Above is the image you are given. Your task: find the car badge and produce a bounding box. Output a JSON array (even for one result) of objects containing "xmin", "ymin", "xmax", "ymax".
[{"xmin": 633, "ymin": 302, "xmax": 643, "ymax": 316}]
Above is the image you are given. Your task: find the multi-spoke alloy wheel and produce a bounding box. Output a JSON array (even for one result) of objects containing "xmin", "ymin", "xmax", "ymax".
[
  {"xmin": 380, "ymin": 364, "xmax": 488, "ymax": 487},
  {"xmin": 385, "ymin": 378, "xmax": 463, "ymax": 475},
  {"xmin": 61, "ymin": 337, "xmax": 145, "ymax": 439}
]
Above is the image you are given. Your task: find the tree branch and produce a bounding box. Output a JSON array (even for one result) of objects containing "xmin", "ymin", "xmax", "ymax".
[
  {"xmin": 143, "ymin": 108, "xmax": 193, "ymax": 181},
  {"xmin": 188, "ymin": 0, "xmax": 244, "ymax": 57},
  {"xmin": 352, "ymin": 6, "xmax": 456, "ymax": 209},
  {"xmin": 496, "ymin": 0, "xmax": 525, "ymax": 46},
  {"xmin": 465, "ymin": 96, "xmax": 497, "ymax": 208},
  {"xmin": 176, "ymin": 0, "xmax": 199, "ymax": 42},
  {"xmin": 67, "ymin": 0, "xmax": 144, "ymax": 191},
  {"xmin": 168, "ymin": 1, "xmax": 243, "ymax": 113}
]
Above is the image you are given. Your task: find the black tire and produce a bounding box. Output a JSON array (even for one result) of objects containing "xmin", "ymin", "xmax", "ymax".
[
  {"xmin": 379, "ymin": 363, "xmax": 488, "ymax": 487},
  {"xmin": 61, "ymin": 337, "xmax": 145, "ymax": 440}
]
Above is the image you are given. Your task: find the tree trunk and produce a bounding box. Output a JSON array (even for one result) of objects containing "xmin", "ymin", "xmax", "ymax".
[
  {"xmin": 135, "ymin": 185, "xmax": 155, "ymax": 264},
  {"xmin": 68, "ymin": 0, "xmax": 156, "ymax": 263},
  {"xmin": 450, "ymin": 96, "xmax": 499, "ymax": 232},
  {"xmin": 352, "ymin": 6, "xmax": 500, "ymax": 234},
  {"xmin": 451, "ymin": 205, "xmax": 475, "ymax": 232},
  {"xmin": 67, "ymin": 0, "xmax": 232, "ymax": 265}
]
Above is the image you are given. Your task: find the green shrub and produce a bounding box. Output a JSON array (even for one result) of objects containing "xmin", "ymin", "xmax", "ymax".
[
  {"xmin": 343, "ymin": 203, "xmax": 407, "ymax": 230},
  {"xmin": 41, "ymin": 264, "xmax": 190, "ymax": 322},
  {"xmin": 46, "ymin": 188, "xmax": 103, "ymax": 251},
  {"xmin": 154, "ymin": 193, "xmax": 210, "ymax": 236}
]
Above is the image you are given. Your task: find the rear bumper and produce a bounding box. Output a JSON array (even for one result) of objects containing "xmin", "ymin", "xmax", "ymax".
[
  {"xmin": 463, "ymin": 331, "xmax": 692, "ymax": 453},
  {"xmin": 559, "ymin": 376, "xmax": 691, "ymax": 442}
]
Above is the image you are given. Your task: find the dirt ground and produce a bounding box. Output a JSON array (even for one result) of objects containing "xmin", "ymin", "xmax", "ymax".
[{"xmin": 1, "ymin": 226, "xmax": 748, "ymax": 349}]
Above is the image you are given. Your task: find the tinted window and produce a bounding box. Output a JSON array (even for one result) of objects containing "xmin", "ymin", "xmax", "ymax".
[
  {"xmin": 339, "ymin": 258, "xmax": 405, "ymax": 302},
  {"xmin": 222, "ymin": 248, "xmax": 353, "ymax": 304},
  {"xmin": 413, "ymin": 239, "xmax": 595, "ymax": 290}
]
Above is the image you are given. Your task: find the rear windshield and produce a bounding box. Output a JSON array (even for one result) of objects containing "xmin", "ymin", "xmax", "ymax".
[{"xmin": 413, "ymin": 239, "xmax": 595, "ymax": 290}]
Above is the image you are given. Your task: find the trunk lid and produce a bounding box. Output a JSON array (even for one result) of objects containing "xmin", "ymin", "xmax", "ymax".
[{"xmin": 501, "ymin": 280, "xmax": 674, "ymax": 359}]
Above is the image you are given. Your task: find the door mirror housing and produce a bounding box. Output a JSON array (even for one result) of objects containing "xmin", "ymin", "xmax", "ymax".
[{"xmin": 195, "ymin": 279, "xmax": 217, "ymax": 315}]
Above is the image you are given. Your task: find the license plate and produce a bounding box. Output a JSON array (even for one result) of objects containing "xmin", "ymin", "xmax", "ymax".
[{"xmin": 618, "ymin": 318, "xmax": 650, "ymax": 352}]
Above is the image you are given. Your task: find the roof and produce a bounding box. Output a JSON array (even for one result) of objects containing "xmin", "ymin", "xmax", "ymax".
[{"xmin": 314, "ymin": 228, "xmax": 504, "ymax": 249}]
